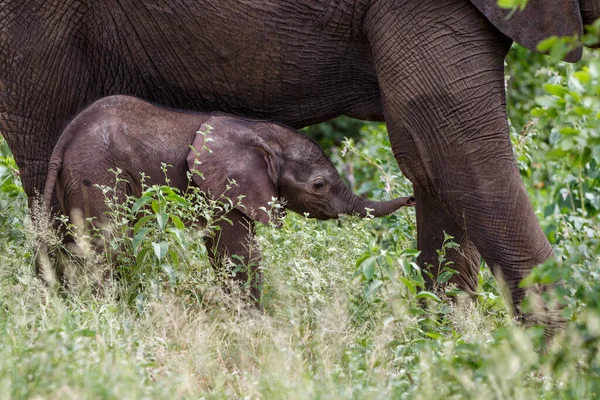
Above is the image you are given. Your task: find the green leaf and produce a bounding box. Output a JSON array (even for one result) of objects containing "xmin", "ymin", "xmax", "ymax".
[
  {"xmin": 170, "ymin": 215, "xmax": 185, "ymax": 230},
  {"xmin": 546, "ymin": 149, "xmax": 567, "ymax": 161},
  {"xmin": 132, "ymin": 195, "xmax": 153, "ymax": 214},
  {"xmin": 530, "ymin": 107, "xmax": 546, "ymax": 117},
  {"xmin": 559, "ymin": 127, "xmax": 580, "ymax": 136},
  {"xmin": 355, "ymin": 252, "xmax": 372, "ymax": 268},
  {"xmin": 574, "ymin": 71, "xmax": 591, "ymax": 85},
  {"xmin": 399, "ymin": 277, "xmax": 417, "ymax": 295},
  {"xmin": 132, "ymin": 228, "xmax": 151, "ymax": 252},
  {"xmin": 497, "ymin": 0, "xmax": 513, "ymax": 7},
  {"xmin": 425, "ymin": 332, "xmax": 444, "ymax": 341},
  {"xmin": 497, "ymin": 0, "xmax": 528, "ymax": 10},
  {"xmin": 152, "ymin": 242, "xmax": 168, "ymax": 261},
  {"xmin": 574, "ymin": 106, "xmax": 593, "ymax": 116},
  {"xmin": 151, "ymin": 200, "xmax": 161, "ymax": 214},
  {"xmin": 544, "ymin": 83, "xmax": 568, "ymax": 97},
  {"xmin": 135, "ymin": 247, "xmax": 151, "ymax": 267},
  {"xmin": 409, "ymin": 307, "xmax": 427, "ymax": 315},
  {"xmin": 169, "ymin": 249, "xmax": 180, "ymax": 268},
  {"xmin": 537, "ymin": 36, "xmax": 558, "ymax": 52},
  {"xmin": 365, "ymin": 279, "xmax": 383, "ymax": 298},
  {"xmin": 134, "ymin": 215, "xmax": 154, "ymax": 232},
  {"xmin": 156, "ymin": 212, "xmax": 169, "ymax": 231},
  {"xmin": 361, "ymin": 256, "xmax": 377, "ymax": 280},
  {"xmin": 437, "ymin": 270, "xmax": 455, "ymax": 284},
  {"xmin": 416, "ymin": 291, "xmax": 442, "ymax": 303},
  {"xmin": 166, "ymin": 228, "xmax": 186, "ymax": 249},
  {"xmin": 398, "ymin": 258, "xmax": 411, "ymax": 276},
  {"xmin": 400, "ymin": 248, "xmax": 421, "ymax": 258},
  {"xmin": 443, "ymin": 232, "xmax": 454, "ymax": 242},
  {"xmin": 412, "ymin": 272, "xmax": 425, "ymax": 288}
]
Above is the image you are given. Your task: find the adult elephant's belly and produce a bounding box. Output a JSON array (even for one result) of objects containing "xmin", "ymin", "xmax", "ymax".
[{"xmin": 95, "ymin": 0, "xmax": 385, "ymax": 129}]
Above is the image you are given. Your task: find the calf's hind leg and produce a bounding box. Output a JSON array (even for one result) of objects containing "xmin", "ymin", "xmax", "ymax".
[{"xmin": 49, "ymin": 177, "xmax": 131, "ymax": 286}]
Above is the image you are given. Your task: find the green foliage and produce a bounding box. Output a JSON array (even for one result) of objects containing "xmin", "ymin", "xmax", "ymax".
[
  {"xmin": 531, "ymin": 58, "xmax": 600, "ymax": 217},
  {"xmin": 505, "ymin": 45, "xmax": 565, "ymax": 132},
  {"xmin": 507, "ymin": 42, "xmax": 600, "ymax": 386},
  {"xmin": 303, "ymin": 116, "xmax": 372, "ymax": 151},
  {"xmin": 537, "ymin": 18, "xmax": 600, "ymax": 61},
  {"xmin": 0, "ymin": 139, "xmax": 23, "ymax": 199},
  {"xmin": 497, "ymin": 0, "xmax": 528, "ymax": 11},
  {"xmin": 102, "ymin": 179, "xmax": 209, "ymax": 309},
  {"xmin": 52, "ymin": 165, "xmax": 261, "ymax": 312},
  {"xmin": 505, "ymin": 45, "xmax": 600, "ymax": 339},
  {"xmin": 0, "ymin": 138, "xmax": 27, "ymax": 260}
]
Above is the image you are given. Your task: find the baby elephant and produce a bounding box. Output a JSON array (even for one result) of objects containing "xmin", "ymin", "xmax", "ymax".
[{"xmin": 44, "ymin": 95, "xmax": 415, "ymax": 300}]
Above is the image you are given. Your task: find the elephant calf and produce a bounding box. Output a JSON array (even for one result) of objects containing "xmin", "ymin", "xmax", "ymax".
[{"xmin": 43, "ymin": 95, "xmax": 415, "ymax": 300}]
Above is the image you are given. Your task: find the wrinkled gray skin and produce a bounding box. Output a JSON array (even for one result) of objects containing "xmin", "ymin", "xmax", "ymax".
[
  {"xmin": 43, "ymin": 95, "xmax": 415, "ymax": 299},
  {"xmin": 1, "ymin": 1, "xmax": 599, "ymax": 323}
]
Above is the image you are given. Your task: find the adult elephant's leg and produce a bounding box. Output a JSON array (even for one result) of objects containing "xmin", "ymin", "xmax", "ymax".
[
  {"xmin": 1, "ymin": 63, "xmax": 98, "ymax": 282},
  {"xmin": 415, "ymin": 185, "xmax": 481, "ymax": 293},
  {"xmin": 366, "ymin": 0, "xmax": 553, "ymax": 314},
  {"xmin": 0, "ymin": 3, "xmax": 100, "ymax": 210},
  {"xmin": 0, "ymin": 114, "xmax": 60, "ymax": 206}
]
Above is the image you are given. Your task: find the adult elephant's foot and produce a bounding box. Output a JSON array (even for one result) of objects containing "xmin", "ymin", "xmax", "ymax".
[
  {"xmin": 415, "ymin": 186, "xmax": 565, "ymax": 341},
  {"xmin": 511, "ymin": 282, "xmax": 567, "ymax": 343},
  {"xmin": 416, "ymin": 188, "xmax": 564, "ymax": 342},
  {"xmin": 415, "ymin": 186, "xmax": 566, "ymax": 341}
]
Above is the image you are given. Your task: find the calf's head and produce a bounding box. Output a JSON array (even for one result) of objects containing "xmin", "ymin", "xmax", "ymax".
[{"xmin": 186, "ymin": 116, "xmax": 414, "ymax": 225}]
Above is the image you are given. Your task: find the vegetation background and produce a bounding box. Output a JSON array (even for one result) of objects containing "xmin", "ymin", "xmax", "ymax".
[{"xmin": 1, "ymin": 36, "xmax": 599, "ymax": 399}]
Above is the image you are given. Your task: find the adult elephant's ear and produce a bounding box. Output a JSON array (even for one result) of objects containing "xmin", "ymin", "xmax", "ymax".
[
  {"xmin": 186, "ymin": 117, "xmax": 280, "ymax": 226},
  {"xmin": 470, "ymin": 0, "xmax": 583, "ymax": 62}
]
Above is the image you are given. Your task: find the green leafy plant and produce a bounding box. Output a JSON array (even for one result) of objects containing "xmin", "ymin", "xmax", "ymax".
[
  {"xmin": 537, "ymin": 18, "xmax": 600, "ymax": 61},
  {"xmin": 531, "ymin": 57, "xmax": 600, "ymax": 218}
]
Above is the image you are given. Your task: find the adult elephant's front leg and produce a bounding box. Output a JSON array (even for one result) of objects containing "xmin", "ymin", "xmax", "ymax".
[
  {"xmin": 415, "ymin": 186, "xmax": 481, "ymax": 293},
  {"xmin": 366, "ymin": 0, "xmax": 553, "ymax": 315}
]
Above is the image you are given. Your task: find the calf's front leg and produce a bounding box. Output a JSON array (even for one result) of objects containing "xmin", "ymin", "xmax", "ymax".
[{"xmin": 203, "ymin": 208, "xmax": 262, "ymax": 304}]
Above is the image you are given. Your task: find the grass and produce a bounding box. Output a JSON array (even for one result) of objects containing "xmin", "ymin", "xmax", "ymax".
[{"xmin": 0, "ymin": 121, "xmax": 598, "ymax": 399}]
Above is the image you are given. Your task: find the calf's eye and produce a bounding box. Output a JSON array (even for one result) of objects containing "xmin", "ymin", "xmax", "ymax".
[{"xmin": 313, "ymin": 181, "xmax": 325, "ymax": 191}]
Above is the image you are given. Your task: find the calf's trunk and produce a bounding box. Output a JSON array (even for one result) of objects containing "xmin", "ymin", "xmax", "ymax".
[{"xmin": 348, "ymin": 194, "xmax": 416, "ymax": 218}]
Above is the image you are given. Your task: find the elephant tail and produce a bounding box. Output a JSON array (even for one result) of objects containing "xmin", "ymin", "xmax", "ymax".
[
  {"xmin": 43, "ymin": 119, "xmax": 80, "ymax": 216},
  {"xmin": 43, "ymin": 151, "xmax": 63, "ymax": 215}
]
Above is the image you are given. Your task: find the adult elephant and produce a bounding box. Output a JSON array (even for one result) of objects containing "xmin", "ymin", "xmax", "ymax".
[{"xmin": 1, "ymin": 1, "xmax": 598, "ymax": 320}]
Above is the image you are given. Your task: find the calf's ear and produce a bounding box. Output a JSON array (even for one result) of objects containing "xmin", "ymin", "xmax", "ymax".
[
  {"xmin": 470, "ymin": 0, "xmax": 583, "ymax": 62},
  {"xmin": 186, "ymin": 117, "xmax": 280, "ymax": 226}
]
